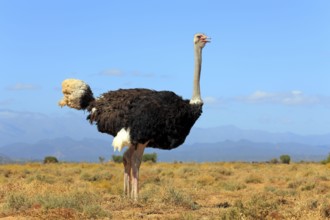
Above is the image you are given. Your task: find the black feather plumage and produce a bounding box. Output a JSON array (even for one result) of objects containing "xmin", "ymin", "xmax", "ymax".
[{"xmin": 86, "ymin": 89, "xmax": 202, "ymax": 150}]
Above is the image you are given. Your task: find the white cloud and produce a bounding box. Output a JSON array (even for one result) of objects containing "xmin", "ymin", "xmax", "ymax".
[
  {"xmin": 239, "ymin": 90, "xmax": 326, "ymax": 106},
  {"xmin": 246, "ymin": 90, "xmax": 274, "ymax": 102},
  {"xmin": 203, "ymin": 96, "xmax": 218, "ymax": 104},
  {"xmin": 6, "ymin": 83, "xmax": 40, "ymax": 91},
  {"xmin": 0, "ymin": 110, "xmax": 17, "ymax": 119}
]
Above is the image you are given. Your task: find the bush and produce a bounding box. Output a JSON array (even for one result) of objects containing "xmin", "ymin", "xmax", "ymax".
[
  {"xmin": 98, "ymin": 156, "xmax": 105, "ymax": 164},
  {"xmin": 112, "ymin": 155, "xmax": 123, "ymax": 163},
  {"xmin": 280, "ymin": 155, "xmax": 291, "ymax": 164},
  {"xmin": 43, "ymin": 156, "xmax": 59, "ymax": 164},
  {"xmin": 269, "ymin": 158, "xmax": 279, "ymax": 164},
  {"xmin": 321, "ymin": 153, "xmax": 330, "ymax": 164},
  {"xmin": 112, "ymin": 153, "xmax": 157, "ymax": 163},
  {"xmin": 142, "ymin": 153, "xmax": 157, "ymax": 163}
]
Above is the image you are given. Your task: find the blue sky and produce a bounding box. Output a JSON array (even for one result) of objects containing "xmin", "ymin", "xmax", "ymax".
[{"xmin": 1, "ymin": 0, "xmax": 330, "ymax": 136}]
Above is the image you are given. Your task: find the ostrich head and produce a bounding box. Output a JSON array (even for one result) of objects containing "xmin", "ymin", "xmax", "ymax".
[
  {"xmin": 194, "ymin": 33, "xmax": 210, "ymax": 48},
  {"xmin": 58, "ymin": 78, "xmax": 94, "ymax": 110}
]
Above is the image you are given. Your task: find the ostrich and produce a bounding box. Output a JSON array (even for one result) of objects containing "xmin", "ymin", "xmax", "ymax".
[{"xmin": 58, "ymin": 33, "xmax": 210, "ymax": 200}]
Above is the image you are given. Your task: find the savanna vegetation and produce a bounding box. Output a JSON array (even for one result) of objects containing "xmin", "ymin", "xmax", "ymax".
[
  {"xmin": 43, "ymin": 156, "xmax": 59, "ymax": 164},
  {"xmin": 112, "ymin": 153, "xmax": 157, "ymax": 164},
  {"xmin": 0, "ymin": 161, "xmax": 329, "ymax": 219}
]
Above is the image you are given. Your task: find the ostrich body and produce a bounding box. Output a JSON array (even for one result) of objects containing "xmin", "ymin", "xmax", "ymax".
[{"xmin": 58, "ymin": 33, "xmax": 210, "ymax": 200}]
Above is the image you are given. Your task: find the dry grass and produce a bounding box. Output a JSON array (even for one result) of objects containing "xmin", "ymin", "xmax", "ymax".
[{"xmin": 0, "ymin": 162, "xmax": 329, "ymax": 219}]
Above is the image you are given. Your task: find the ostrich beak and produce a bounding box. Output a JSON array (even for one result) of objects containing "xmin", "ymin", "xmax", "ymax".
[{"xmin": 202, "ymin": 36, "xmax": 211, "ymax": 43}]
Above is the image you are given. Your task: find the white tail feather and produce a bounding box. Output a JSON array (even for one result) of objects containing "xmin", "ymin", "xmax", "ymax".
[{"xmin": 112, "ymin": 128, "xmax": 131, "ymax": 152}]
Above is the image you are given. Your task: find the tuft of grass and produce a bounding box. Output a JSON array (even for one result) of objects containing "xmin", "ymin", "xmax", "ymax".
[
  {"xmin": 220, "ymin": 196, "xmax": 282, "ymax": 220},
  {"xmin": 217, "ymin": 168, "xmax": 233, "ymax": 176},
  {"xmin": 196, "ymin": 174, "xmax": 215, "ymax": 185},
  {"xmin": 80, "ymin": 171, "xmax": 113, "ymax": 182},
  {"xmin": 264, "ymin": 186, "xmax": 277, "ymax": 193},
  {"xmin": 321, "ymin": 202, "xmax": 330, "ymax": 218},
  {"xmin": 241, "ymin": 193, "xmax": 279, "ymax": 220},
  {"xmin": 162, "ymin": 187, "xmax": 199, "ymax": 210},
  {"xmin": 83, "ymin": 204, "xmax": 111, "ymax": 219},
  {"xmin": 4, "ymin": 192, "xmax": 33, "ymax": 212},
  {"xmin": 38, "ymin": 191, "xmax": 111, "ymax": 218},
  {"xmin": 2, "ymin": 189, "xmax": 111, "ymax": 219},
  {"xmin": 307, "ymin": 199, "xmax": 318, "ymax": 210},
  {"xmin": 245, "ymin": 174, "xmax": 263, "ymax": 184},
  {"xmin": 301, "ymin": 183, "xmax": 315, "ymax": 191},
  {"xmin": 179, "ymin": 167, "xmax": 199, "ymax": 176},
  {"xmin": 287, "ymin": 179, "xmax": 304, "ymax": 189},
  {"xmin": 37, "ymin": 191, "xmax": 96, "ymax": 211},
  {"xmin": 222, "ymin": 181, "xmax": 247, "ymax": 191},
  {"xmin": 139, "ymin": 186, "xmax": 159, "ymax": 203},
  {"xmin": 35, "ymin": 174, "xmax": 56, "ymax": 184},
  {"xmin": 220, "ymin": 207, "xmax": 242, "ymax": 220}
]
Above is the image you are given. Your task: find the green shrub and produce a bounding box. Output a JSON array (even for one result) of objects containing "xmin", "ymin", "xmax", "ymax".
[
  {"xmin": 269, "ymin": 158, "xmax": 279, "ymax": 164},
  {"xmin": 112, "ymin": 155, "xmax": 123, "ymax": 163},
  {"xmin": 43, "ymin": 156, "xmax": 59, "ymax": 164},
  {"xmin": 142, "ymin": 153, "xmax": 157, "ymax": 163},
  {"xmin": 112, "ymin": 153, "xmax": 157, "ymax": 163},
  {"xmin": 321, "ymin": 153, "xmax": 330, "ymax": 164},
  {"xmin": 98, "ymin": 156, "xmax": 105, "ymax": 164},
  {"xmin": 5, "ymin": 193, "xmax": 33, "ymax": 211},
  {"xmin": 280, "ymin": 155, "xmax": 291, "ymax": 164}
]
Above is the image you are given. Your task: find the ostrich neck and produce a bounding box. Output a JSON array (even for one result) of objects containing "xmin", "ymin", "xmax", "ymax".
[{"xmin": 190, "ymin": 46, "xmax": 203, "ymax": 104}]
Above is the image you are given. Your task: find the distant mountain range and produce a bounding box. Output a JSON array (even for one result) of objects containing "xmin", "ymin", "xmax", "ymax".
[
  {"xmin": 186, "ymin": 125, "xmax": 330, "ymax": 146},
  {"xmin": 0, "ymin": 137, "xmax": 113, "ymax": 162},
  {"xmin": 0, "ymin": 132, "xmax": 329, "ymax": 163},
  {"xmin": 156, "ymin": 139, "xmax": 330, "ymax": 162},
  {"xmin": 1, "ymin": 110, "xmax": 330, "ymax": 162}
]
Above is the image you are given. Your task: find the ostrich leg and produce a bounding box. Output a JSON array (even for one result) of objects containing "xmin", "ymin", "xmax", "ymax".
[
  {"xmin": 123, "ymin": 146, "xmax": 134, "ymax": 197},
  {"xmin": 131, "ymin": 142, "xmax": 147, "ymax": 201}
]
